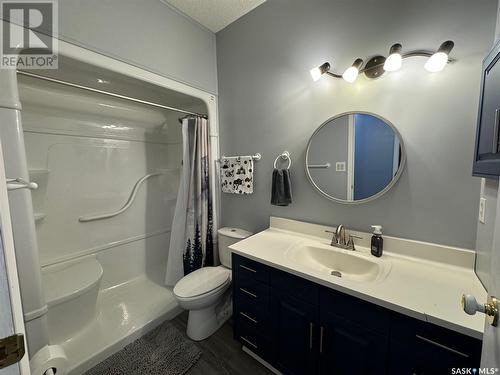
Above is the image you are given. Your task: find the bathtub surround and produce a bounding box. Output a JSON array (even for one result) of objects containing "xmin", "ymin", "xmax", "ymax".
[
  {"xmin": 217, "ymin": 0, "xmax": 497, "ymax": 249},
  {"xmin": 166, "ymin": 116, "xmax": 215, "ymax": 285}
]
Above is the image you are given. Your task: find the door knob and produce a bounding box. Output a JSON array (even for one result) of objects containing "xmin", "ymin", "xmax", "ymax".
[{"xmin": 461, "ymin": 294, "xmax": 498, "ymax": 327}]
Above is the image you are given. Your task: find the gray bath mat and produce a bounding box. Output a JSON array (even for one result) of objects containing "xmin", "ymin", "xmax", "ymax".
[{"xmin": 85, "ymin": 321, "xmax": 201, "ymax": 375}]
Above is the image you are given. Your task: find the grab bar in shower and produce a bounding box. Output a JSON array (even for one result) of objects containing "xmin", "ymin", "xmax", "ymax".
[
  {"xmin": 7, "ymin": 178, "xmax": 38, "ymax": 191},
  {"xmin": 78, "ymin": 171, "xmax": 173, "ymax": 223}
]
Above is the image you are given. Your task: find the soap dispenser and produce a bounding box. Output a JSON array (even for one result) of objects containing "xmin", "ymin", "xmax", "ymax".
[{"xmin": 371, "ymin": 225, "xmax": 383, "ymax": 257}]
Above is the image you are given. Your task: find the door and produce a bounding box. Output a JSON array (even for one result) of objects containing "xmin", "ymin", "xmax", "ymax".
[
  {"xmin": 271, "ymin": 291, "xmax": 318, "ymax": 375},
  {"xmin": 319, "ymin": 312, "xmax": 388, "ymax": 375},
  {"xmin": 353, "ymin": 114, "xmax": 396, "ymax": 200},
  {"xmin": 480, "ymin": 181, "xmax": 500, "ymax": 368},
  {"xmin": 0, "ymin": 142, "xmax": 29, "ymax": 375}
]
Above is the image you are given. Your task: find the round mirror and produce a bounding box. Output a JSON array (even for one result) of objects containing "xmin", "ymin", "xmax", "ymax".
[{"xmin": 305, "ymin": 112, "xmax": 406, "ymax": 204}]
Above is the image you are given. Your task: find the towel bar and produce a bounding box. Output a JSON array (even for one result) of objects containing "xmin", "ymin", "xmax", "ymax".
[
  {"xmin": 219, "ymin": 153, "xmax": 261, "ymax": 161},
  {"xmin": 307, "ymin": 163, "xmax": 331, "ymax": 169}
]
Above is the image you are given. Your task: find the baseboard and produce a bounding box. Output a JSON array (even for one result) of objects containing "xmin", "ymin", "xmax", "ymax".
[{"xmin": 242, "ymin": 346, "xmax": 282, "ymax": 375}]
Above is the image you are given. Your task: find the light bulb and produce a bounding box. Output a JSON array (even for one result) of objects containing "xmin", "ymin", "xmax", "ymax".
[
  {"xmin": 424, "ymin": 52, "xmax": 448, "ymax": 72},
  {"xmin": 383, "ymin": 43, "xmax": 402, "ymax": 72},
  {"xmin": 310, "ymin": 67, "xmax": 322, "ymax": 81},
  {"xmin": 342, "ymin": 58, "xmax": 363, "ymax": 83},
  {"xmin": 424, "ymin": 40, "xmax": 454, "ymax": 73},
  {"xmin": 309, "ymin": 62, "xmax": 330, "ymax": 81},
  {"xmin": 342, "ymin": 67, "xmax": 359, "ymax": 83}
]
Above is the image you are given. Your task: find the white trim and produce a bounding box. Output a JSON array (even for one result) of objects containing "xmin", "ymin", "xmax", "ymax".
[
  {"xmin": 346, "ymin": 114, "xmax": 355, "ymax": 201},
  {"xmin": 0, "ymin": 141, "xmax": 31, "ymax": 374}
]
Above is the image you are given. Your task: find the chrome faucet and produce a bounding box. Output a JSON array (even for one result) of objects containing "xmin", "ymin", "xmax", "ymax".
[{"xmin": 325, "ymin": 225, "xmax": 362, "ymax": 251}]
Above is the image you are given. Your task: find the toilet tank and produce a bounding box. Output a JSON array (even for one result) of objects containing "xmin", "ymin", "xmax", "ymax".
[{"xmin": 217, "ymin": 227, "xmax": 253, "ymax": 269}]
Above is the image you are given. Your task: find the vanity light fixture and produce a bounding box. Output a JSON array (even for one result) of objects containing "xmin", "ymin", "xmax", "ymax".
[{"xmin": 310, "ymin": 40, "xmax": 454, "ymax": 83}]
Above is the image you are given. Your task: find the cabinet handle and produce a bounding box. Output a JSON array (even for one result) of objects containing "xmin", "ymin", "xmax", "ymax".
[
  {"xmin": 239, "ymin": 264, "xmax": 257, "ymax": 273},
  {"xmin": 493, "ymin": 109, "xmax": 500, "ymax": 153},
  {"xmin": 239, "ymin": 287, "xmax": 257, "ymax": 298},
  {"xmin": 239, "ymin": 311, "xmax": 258, "ymax": 324},
  {"xmin": 415, "ymin": 335, "xmax": 469, "ymax": 358},
  {"xmin": 309, "ymin": 323, "xmax": 314, "ymax": 350},
  {"xmin": 319, "ymin": 326, "xmax": 324, "ymax": 354},
  {"xmin": 240, "ymin": 336, "xmax": 258, "ymax": 350}
]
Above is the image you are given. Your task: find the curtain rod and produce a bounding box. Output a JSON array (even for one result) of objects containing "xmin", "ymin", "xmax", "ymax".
[{"xmin": 16, "ymin": 70, "xmax": 208, "ymax": 118}]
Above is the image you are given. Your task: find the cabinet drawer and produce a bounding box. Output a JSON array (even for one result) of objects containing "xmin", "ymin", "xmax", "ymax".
[
  {"xmin": 235, "ymin": 299, "xmax": 270, "ymax": 334},
  {"xmin": 233, "ymin": 254, "xmax": 270, "ymax": 284},
  {"xmin": 320, "ymin": 288, "xmax": 390, "ymax": 335},
  {"xmin": 271, "ymin": 268, "xmax": 319, "ymax": 305},
  {"xmin": 390, "ymin": 312, "xmax": 481, "ymax": 360},
  {"xmin": 236, "ymin": 318, "xmax": 273, "ymax": 363},
  {"xmin": 235, "ymin": 277, "xmax": 269, "ymax": 309}
]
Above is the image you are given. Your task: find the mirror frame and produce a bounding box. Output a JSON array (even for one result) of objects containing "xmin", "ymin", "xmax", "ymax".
[{"xmin": 305, "ymin": 111, "xmax": 407, "ymax": 205}]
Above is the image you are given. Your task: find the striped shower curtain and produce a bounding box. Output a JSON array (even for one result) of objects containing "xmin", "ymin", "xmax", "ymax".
[{"xmin": 165, "ymin": 116, "xmax": 215, "ymax": 286}]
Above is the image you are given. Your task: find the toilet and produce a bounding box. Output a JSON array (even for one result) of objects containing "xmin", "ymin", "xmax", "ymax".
[{"xmin": 173, "ymin": 227, "xmax": 253, "ymax": 341}]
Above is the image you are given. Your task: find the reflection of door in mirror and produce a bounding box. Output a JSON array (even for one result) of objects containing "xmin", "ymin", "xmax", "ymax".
[
  {"xmin": 306, "ymin": 112, "xmax": 405, "ymax": 204},
  {"xmin": 353, "ymin": 114, "xmax": 400, "ymax": 200}
]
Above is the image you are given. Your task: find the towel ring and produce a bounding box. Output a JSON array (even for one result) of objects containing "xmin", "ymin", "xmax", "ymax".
[{"xmin": 274, "ymin": 151, "xmax": 291, "ymax": 169}]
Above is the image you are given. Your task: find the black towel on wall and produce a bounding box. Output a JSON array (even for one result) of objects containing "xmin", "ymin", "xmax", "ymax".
[{"xmin": 271, "ymin": 169, "xmax": 292, "ymax": 206}]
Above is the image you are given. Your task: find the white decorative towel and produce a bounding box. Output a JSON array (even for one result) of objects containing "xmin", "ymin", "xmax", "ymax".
[{"xmin": 220, "ymin": 156, "xmax": 254, "ymax": 194}]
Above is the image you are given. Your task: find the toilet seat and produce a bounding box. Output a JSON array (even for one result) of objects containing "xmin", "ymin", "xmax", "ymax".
[{"xmin": 174, "ymin": 266, "xmax": 231, "ymax": 300}]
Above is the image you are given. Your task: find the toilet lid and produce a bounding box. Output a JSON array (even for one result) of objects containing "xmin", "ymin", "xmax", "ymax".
[{"xmin": 174, "ymin": 267, "xmax": 230, "ymax": 298}]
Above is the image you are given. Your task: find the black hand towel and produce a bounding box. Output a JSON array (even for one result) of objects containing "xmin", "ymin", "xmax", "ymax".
[{"xmin": 271, "ymin": 169, "xmax": 292, "ymax": 206}]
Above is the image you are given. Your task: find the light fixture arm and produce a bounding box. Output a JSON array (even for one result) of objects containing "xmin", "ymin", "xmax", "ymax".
[{"xmin": 331, "ymin": 50, "xmax": 455, "ymax": 79}]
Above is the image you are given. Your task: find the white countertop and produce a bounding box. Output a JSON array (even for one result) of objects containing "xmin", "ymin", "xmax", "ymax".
[{"xmin": 229, "ymin": 217, "xmax": 487, "ymax": 339}]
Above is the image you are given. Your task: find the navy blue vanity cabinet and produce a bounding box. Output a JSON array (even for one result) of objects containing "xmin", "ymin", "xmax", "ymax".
[
  {"xmin": 270, "ymin": 269, "xmax": 320, "ymax": 375},
  {"xmin": 388, "ymin": 313, "xmax": 482, "ymax": 375},
  {"xmin": 319, "ymin": 287, "xmax": 391, "ymax": 374},
  {"xmin": 232, "ymin": 254, "xmax": 273, "ymax": 363},
  {"xmin": 319, "ymin": 312, "xmax": 389, "ymax": 374},
  {"xmin": 270, "ymin": 290, "xmax": 318, "ymax": 375},
  {"xmin": 473, "ymin": 38, "xmax": 500, "ymax": 177},
  {"xmin": 232, "ymin": 254, "xmax": 482, "ymax": 375}
]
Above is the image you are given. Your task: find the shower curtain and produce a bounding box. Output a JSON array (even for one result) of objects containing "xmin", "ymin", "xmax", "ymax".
[{"xmin": 165, "ymin": 116, "xmax": 215, "ymax": 286}]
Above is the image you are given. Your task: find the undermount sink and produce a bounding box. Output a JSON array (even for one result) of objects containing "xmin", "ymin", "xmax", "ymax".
[{"xmin": 286, "ymin": 244, "xmax": 391, "ymax": 283}]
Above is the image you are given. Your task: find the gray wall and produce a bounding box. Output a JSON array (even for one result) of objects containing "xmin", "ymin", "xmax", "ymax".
[
  {"xmin": 217, "ymin": 0, "xmax": 497, "ymax": 249},
  {"xmin": 308, "ymin": 116, "xmax": 348, "ymax": 200},
  {"xmin": 57, "ymin": 0, "xmax": 217, "ymax": 94}
]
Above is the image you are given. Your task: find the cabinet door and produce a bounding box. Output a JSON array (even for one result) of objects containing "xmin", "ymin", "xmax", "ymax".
[
  {"xmin": 271, "ymin": 291, "xmax": 318, "ymax": 375},
  {"xmin": 319, "ymin": 312, "xmax": 388, "ymax": 375},
  {"xmin": 473, "ymin": 39, "xmax": 500, "ymax": 177}
]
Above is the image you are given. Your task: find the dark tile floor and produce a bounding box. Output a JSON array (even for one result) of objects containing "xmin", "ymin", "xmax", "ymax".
[{"xmin": 171, "ymin": 312, "xmax": 273, "ymax": 375}]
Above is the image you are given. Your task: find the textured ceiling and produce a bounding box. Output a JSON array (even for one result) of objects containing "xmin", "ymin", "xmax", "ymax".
[{"xmin": 162, "ymin": 0, "xmax": 266, "ymax": 33}]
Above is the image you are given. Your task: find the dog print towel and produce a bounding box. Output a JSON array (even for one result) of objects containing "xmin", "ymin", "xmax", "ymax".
[{"xmin": 220, "ymin": 156, "xmax": 254, "ymax": 194}]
